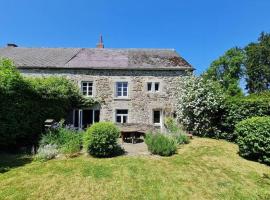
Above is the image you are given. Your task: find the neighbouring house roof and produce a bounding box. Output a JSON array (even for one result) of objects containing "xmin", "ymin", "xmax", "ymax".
[{"xmin": 0, "ymin": 47, "xmax": 194, "ymax": 70}]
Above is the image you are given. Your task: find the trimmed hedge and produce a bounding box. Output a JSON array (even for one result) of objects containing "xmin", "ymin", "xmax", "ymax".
[
  {"xmin": 235, "ymin": 117, "xmax": 270, "ymax": 165},
  {"xmin": 222, "ymin": 94, "xmax": 270, "ymax": 141},
  {"xmin": 83, "ymin": 122, "xmax": 123, "ymax": 157}
]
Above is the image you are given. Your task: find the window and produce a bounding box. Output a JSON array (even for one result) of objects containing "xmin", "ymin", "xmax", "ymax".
[
  {"xmin": 81, "ymin": 81, "xmax": 93, "ymax": 96},
  {"xmin": 147, "ymin": 82, "xmax": 160, "ymax": 92},
  {"xmin": 147, "ymin": 82, "xmax": 152, "ymax": 91},
  {"xmin": 116, "ymin": 82, "xmax": 128, "ymax": 97},
  {"xmin": 154, "ymin": 82, "xmax": 159, "ymax": 92},
  {"xmin": 116, "ymin": 109, "xmax": 128, "ymax": 123},
  {"xmin": 153, "ymin": 110, "xmax": 161, "ymax": 125},
  {"xmin": 73, "ymin": 109, "xmax": 100, "ymax": 129}
]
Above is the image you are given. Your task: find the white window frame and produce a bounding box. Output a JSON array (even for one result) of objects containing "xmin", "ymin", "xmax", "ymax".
[
  {"xmin": 147, "ymin": 82, "xmax": 160, "ymax": 92},
  {"xmin": 147, "ymin": 82, "xmax": 152, "ymax": 92},
  {"xmin": 154, "ymin": 82, "xmax": 160, "ymax": 92},
  {"xmin": 153, "ymin": 110, "xmax": 162, "ymax": 127},
  {"xmin": 73, "ymin": 109, "xmax": 100, "ymax": 129},
  {"xmin": 115, "ymin": 109, "xmax": 128, "ymax": 123},
  {"xmin": 116, "ymin": 82, "xmax": 128, "ymax": 98},
  {"xmin": 81, "ymin": 81, "xmax": 93, "ymax": 97}
]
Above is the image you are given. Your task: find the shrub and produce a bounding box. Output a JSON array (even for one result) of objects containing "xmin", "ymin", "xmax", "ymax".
[
  {"xmin": 0, "ymin": 59, "xmax": 40, "ymax": 149},
  {"xmin": 165, "ymin": 117, "xmax": 179, "ymax": 133},
  {"xmin": 176, "ymin": 76, "xmax": 226, "ymax": 138},
  {"xmin": 164, "ymin": 117, "xmax": 190, "ymax": 145},
  {"xmin": 145, "ymin": 133, "xmax": 177, "ymax": 156},
  {"xmin": 60, "ymin": 138, "xmax": 82, "ymax": 155},
  {"xmin": 0, "ymin": 58, "xmax": 96, "ymax": 150},
  {"xmin": 35, "ymin": 144, "xmax": 58, "ymax": 161},
  {"xmin": 235, "ymin": 117, "xmax": 270, "ymax": 165},
  {"xmin": 83, "ymin": 122, "xmax": 122, "ymax": 157},
  {"xmin": 174, "ymin": 133, "xmax": 190, "ymax": 145},
  {"xmin": 40, "ymin": 122, "xmax": 83, "ymax": 155},
  {"xmin": 222, "ymin": 93, "xmax": 270, "ymax": 141}
]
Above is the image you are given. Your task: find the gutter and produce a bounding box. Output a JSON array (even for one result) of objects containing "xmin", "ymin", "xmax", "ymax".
[{"xmin": 17, "ymin": 66, "xmax": 195, "ymax": 71}]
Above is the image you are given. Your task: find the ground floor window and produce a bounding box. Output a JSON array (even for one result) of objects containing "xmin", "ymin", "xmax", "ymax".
[
  {"xmin": 116, "ymin": 109, "xmax": 128, "ymax": 123},
  {"xmin": 153, "ymin": 110, "xmax": 162, "ymax": 126},
  {"xmin": 73, "ymin": 109, "xmax": 100, "ymax": 129}
]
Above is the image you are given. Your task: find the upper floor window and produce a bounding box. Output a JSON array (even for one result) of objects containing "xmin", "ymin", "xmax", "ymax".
[
  {"xmin": 147, "ymin": 82, "xmax": 152, "ymax": 91},
  {"xmin": 147, "ymin": 82, "xmax": 160, "ymax": 92},
  {"xmin": 154, "ymin": 82, "xmax": 160, "ymax": 92},
  {"xmin": 116, "ymin": 82, "xmax": 128, "ymax": 97},
  {"xmin": 81, "ymin": 81, "xmax": 93, "ymax": 97}
]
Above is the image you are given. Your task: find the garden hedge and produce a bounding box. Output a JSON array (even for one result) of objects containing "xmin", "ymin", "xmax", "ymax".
[
  {"xmin": 0, "ymin": 58, "xmax": 95, "ymax": 150},
  {"xmin": 235, "ymin": 117, "xmax": 270, "ymax": 165},
  {"xmin": 222, "ymin": 93, "xmax": 270, "ymax": 141}
]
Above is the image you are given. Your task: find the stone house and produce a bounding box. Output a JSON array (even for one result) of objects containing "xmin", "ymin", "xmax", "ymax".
[{"xmin": 0, "ymin": 41, "xmax": 193, "ymax": 130}]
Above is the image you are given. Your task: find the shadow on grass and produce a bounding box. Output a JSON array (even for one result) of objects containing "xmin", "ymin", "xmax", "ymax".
[{"xmin": 0, "ymin": 153, "xmax": 33, "ymax": 173}]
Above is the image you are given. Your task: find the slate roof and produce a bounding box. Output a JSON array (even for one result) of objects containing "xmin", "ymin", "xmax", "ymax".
[{"xmin": 0, "ymin": 47, "xmax": 193, "ymax": 70}]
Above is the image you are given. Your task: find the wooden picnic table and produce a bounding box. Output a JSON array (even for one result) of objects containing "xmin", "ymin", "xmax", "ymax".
[
  {"xmin": 117, "ymin": 123, "xmax": 156, "ymax": 144},
  {"xmin": 121, "ymin": 131, "xmax": 145, "ymax": 144}
]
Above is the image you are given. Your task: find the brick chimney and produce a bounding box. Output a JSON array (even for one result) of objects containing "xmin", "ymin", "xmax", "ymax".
[{"xmin": 96, "ymin": 34, "xmax": 104, "ymax": 48}]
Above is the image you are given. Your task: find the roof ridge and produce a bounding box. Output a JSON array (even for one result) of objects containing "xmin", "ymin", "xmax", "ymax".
[{"xmin": 0, "ymin": 47, "xmax": 176, "ymax": 51}]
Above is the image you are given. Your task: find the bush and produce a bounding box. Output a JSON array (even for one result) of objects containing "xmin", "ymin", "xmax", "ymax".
[
  {"xmin": 165, "ymin": 117, "xmax": 179, "ymax": 133},
  {"xmin": 164, "ymin": 117, "xmax": 190, "ymax": 145},
  {"xmin": 83, "ymin": 122, "xmax": 122, "ymax": 157},
  {"xmin": 235, "ymin": 117, "xmax": 270, "ymax": 165},
  {"xmin": 176, "ymin": 76, "xmax": 226, "ymax": 138},
  {"xmin": 222, "ymin": 93, "xmax": 270, "ymax": 141},
  {"xmin": 40, "ymin": 122, "xmax": 83, "ymax": 155},
  {"xmin": 35, "ymin": 144, "xmax": 59, "ymax": 161},
  {"xmin": 174, "ymin": 133, "xmax": 190, "ymax": 145},
  {"xmin": 60, "ymin": 138, "xmax": 82, "ymax": 155},
  {"xmin": 0, "ymin": 59, "xmax": 40, "ymax": 149},
  {"xmin": 145, "ymin": 133, "xmax": 177, "ymax": 156},
  {"xmin": 0, "ymin": 58, "xmax": 96, "ymax": 150}
]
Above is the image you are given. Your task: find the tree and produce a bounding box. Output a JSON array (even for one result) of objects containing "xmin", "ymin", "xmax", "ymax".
[
  {"xmin": 203, "ymin": 47, "xmax": 245, "ymax": 96},
  {"xmin": 176, "ymin": 76, "xmax": 226, "ymax": 138},
  {"xmin": 0, "ymin": 59, "xmax": 37, "ymax": 149},
  {"xmin": 0, "ymin": 58, "xmax": 96, "ymax": 150},
  {"xmin": 245, "ymin": 32, "xmax": 270, "ymax": 93}
]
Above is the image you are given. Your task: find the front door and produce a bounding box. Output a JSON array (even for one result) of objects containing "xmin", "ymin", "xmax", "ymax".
[{"xmin": 73, "ymin": 109, "xmax": 100, "ymax": 129}]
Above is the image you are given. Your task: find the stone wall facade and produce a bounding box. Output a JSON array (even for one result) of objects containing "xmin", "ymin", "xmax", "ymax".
[{"xmin": 20, "ymin": 68, "xmax": 186, "ymax": 129}]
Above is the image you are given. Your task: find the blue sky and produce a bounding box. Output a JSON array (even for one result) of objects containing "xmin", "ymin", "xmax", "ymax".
[{"xmin": 0, "ymin": 0, "xmax": 270, "ymax": 74}]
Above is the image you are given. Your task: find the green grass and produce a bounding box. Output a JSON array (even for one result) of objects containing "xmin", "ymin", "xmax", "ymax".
[{"xmin": 1, "ymin": 138, "xmax": 270, "ymax": 200}]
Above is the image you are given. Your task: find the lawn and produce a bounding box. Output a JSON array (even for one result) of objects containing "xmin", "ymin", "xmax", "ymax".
[{"xmin": 0, "ymin": 138, "xmax": 270, "ymax": 200}]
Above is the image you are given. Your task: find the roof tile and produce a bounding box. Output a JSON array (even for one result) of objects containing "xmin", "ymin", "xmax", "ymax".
[{"xmin": 0, "ymin": 47, "xmax": 193, "ymax": 70}]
